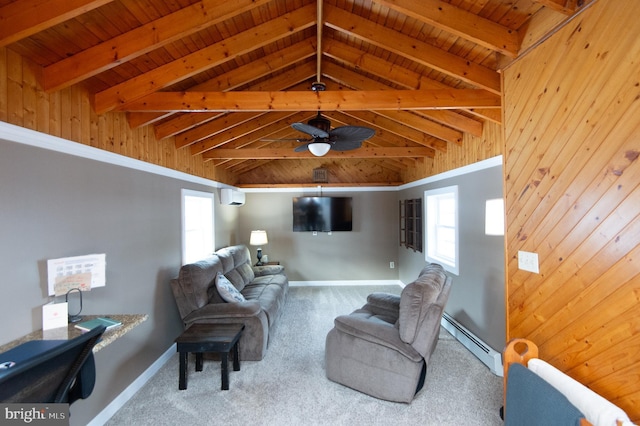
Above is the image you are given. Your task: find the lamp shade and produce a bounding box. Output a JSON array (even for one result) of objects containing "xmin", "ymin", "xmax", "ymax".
[
  {"xmin": 250, "ymin": 230, "xmax": 268, "ymax": 246},
  {"xmin": 308, "ymin": 143, "xmax": 331, "ymax": 157}
]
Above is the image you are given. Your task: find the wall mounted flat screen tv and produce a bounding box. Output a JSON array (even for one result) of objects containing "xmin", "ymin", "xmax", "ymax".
[{"xmin": 292, "ymin": 197, "xmax": 353, "ymax": 232}]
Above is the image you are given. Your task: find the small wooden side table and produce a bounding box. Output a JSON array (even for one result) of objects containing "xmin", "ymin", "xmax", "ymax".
[{"xmin": 175, "ymin": 323, "xmax": 244, "ymax": 391}]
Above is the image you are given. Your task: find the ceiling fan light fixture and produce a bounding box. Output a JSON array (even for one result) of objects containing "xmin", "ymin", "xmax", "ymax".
[{"xmin": 308, "ymin": 142, "xmax": 331, "ymax": 157}]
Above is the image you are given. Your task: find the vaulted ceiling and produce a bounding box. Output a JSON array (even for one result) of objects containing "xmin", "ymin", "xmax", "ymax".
[{"xmin": 0, "ymin": 0, "xmax": 590, "ymax": 187}]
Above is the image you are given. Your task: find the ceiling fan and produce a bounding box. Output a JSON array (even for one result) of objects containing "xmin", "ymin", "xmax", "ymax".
[
  {"xmin": 288, "ymin": 108, "xmax": 376, "ymax": 157},
  {"xmin": 263, "ymin": 1, "xmax": 375, "ymax": 157}
]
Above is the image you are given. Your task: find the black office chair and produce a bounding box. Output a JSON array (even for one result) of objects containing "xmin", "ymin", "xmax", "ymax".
[{"xmin": 0, "ymin": 324, "xmax": 106, "ymax": 404}]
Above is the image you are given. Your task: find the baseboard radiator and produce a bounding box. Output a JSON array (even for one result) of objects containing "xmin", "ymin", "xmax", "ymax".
[{"xmin": 440, "ymin": 313, "xmax": 503, "ymax": 377}]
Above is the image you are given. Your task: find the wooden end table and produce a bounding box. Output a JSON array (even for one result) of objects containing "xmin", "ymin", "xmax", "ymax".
[{"xmin": 175, "ymin": 323, "xmax": 244, "ymax": 391}]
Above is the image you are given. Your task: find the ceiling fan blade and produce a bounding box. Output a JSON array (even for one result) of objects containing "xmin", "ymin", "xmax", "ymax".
[
  {"xmin": 294, "ymin": 143, "xmax": 310, "ymax": 152},
  {"xmin": 292, "ymin": 122, "xmax": 330, "ymax": 139},
  {"xmin": 331, "ymin": 140, "xmax": 363, "ymax": 151},
  {"xmin": 329, "ymin": 126, "xmax": 375, "ymax": 143}
]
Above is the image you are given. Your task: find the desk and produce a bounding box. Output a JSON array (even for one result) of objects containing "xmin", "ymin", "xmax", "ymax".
[{"xmin": 0, "ymin": 314, "xmax": 148, "ymax": 354}]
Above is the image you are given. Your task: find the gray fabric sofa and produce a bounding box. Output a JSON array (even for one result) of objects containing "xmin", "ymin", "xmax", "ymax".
[
  {"xmin": 325, "ymin": 263, "xmax": 452, "ymax": 403},
  {"xmin": 170, "ymin": 244, "xmax": 288, "ymax": 360}
]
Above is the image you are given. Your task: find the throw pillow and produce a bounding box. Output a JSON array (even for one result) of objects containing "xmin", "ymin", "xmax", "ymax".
[{"xmin": 215, "ymin": 272, "xmax": 246, "ymax": 303}]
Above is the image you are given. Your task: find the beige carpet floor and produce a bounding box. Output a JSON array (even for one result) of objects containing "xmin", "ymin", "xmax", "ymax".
[{"xmin": 106, "ymin": 285, "xmax": 503, "ymax": 425}]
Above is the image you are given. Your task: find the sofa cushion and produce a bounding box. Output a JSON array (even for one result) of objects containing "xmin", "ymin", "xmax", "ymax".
[
  {"xmin": 236, "ymin": 262, "xmax": 255, "ymax": 286},
  {"xmin": 241, "ymin": 283, "xmax": 285, "ymax": 327},
  {"xmin": 224, "ymin": 269, "xmax": 245, "ymax": 292},
  {"xmin": 216, "ymin": 273, "xmax": 246, "ymax": 303}
]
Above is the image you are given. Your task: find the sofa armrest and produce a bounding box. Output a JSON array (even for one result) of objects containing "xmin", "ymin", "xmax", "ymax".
[
  {"xmin": 252, "ymin": 265, "xmax": 284, "ymax": 276},
  {"xmin": 365, "ymin": 292, "xmax": 400, "ymax": 319},
  {"xmin": 334, "ymin": 313, "xmax": 421, "ymax": 362},
  {"xmin": 183, "ymin": 300, "xmax": 262, "ymax": 323}
]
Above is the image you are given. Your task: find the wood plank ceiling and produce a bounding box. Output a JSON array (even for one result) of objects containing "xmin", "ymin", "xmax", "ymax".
[{"xmin": 0, "ymin": 0, "xmax": 589, "ymax": 187}]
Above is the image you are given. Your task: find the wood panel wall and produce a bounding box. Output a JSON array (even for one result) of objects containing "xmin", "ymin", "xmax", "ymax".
[
  {"xmin": 503, "ymin": 0, "xmax": 640, "ymax": 421},
  {"xmin": 0, "ymin": 48, "xmax": 229, "ymax": 184}
]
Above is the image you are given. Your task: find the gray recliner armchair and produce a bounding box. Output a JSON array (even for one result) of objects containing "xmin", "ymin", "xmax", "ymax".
[{"xmin": 325, "ymin": 263, "xmax": 452, "ymax": 403}]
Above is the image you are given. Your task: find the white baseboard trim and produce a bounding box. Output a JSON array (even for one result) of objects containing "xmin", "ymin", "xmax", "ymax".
[
  {"xmin": 88, "ymin": 343, "xmax": 177, "ymax": 426},
  {"xmin": 289, "ymin": 280, "xmax": 403, "ymax": 287}
]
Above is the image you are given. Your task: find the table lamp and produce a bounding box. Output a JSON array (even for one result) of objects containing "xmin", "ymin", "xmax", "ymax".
[{"xmin": 250, "ymin": 230, "xmax": 268, "ymax": 265}]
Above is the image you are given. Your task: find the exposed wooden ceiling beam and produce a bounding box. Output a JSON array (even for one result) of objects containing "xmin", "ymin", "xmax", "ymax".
[
  {"xmin": 203, "ymin": 147, "xmax": 435, "ymax": 160},
  {"xmin": 323, "ymin": 39, "xmax": 488, "ymax": 131},
  {"xmin": 372, "ymin": 0, "xmax": 521, "ymax": 58},
  {"xmin": 162, "ymin": 61, "xmax": 316, "ymax": 143},
  {"xmin": 192, "ymin": 112, "xmax": 309, "ymax": 156},
  {"xmin": 93, "ymin": 4, "xmax": 316, "ymax": 114},
  {"xmin": 339, "ymin": 110, "xmax": 447, "ymax": 152},
  {"xmin": 130, "ymin": 38, "xmax": 317, "ymax": 131},
  {"xmin": 176, "ymin": 82, "xmax": 314, "ymax": 150},
  {"xmin": 41, "ymin": 0, "xmax": 272, "ymax": 92},
  {"xmin": 119, "ymin": 89, "xmax": 501, "ymax": 112},
  {"xmin": 321, "ymin": 62, "xmax": 463, "ymax": 144},
  {"xmin": 0, "ymin": 0, "xmax": 114, "ymax": 47},
  {"xmin": 323, "ymin": 4, "xmax": 501, "ymax": 95}
]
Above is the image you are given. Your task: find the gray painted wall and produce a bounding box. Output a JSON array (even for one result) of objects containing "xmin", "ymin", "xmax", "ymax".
[
  {"xmin": 0, "ymin": 132, "xmax": 505, "ymax": 423},
  {"xmin": 237, "ymin": 191, "xmax": 399, "ymax": 281},
  {"xmin": 398, "ymin": 163, "xmax": 505, "ymax": 350},
  {"xmin": 0, "ymin": 139, "xmax": 238, "ymax": 425}
]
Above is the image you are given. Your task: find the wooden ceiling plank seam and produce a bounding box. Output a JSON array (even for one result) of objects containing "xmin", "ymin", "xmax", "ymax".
[
  {"xmin": 372, "ymin": 0, "xmax": 521, "ymax": 57},
  {"xmin": 120, "ymin": 89, "xmax": 501, "ymax": 112},
  {"xmin": 323, "ymin": 4, "xmax": 502, "ymax": 95},
  {"xmin": 93, "ymin": 4, "xmax": 317, "ymax": 114},
  {"xmin": 203, "ymin": 147, "xmax": 435, "ymax": 159},
  {"xmin": 41, "ymin": 0, "xmax": 273, "ymax": 92},
  {"xmin": 0, "ymin": 0, "xmax": 115, "ymax": 47}
]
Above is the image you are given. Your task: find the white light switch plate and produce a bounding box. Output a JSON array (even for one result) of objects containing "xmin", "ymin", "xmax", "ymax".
[{"xmin": 518, "ymin": 251, "xmax": 539, "ymax": 273}]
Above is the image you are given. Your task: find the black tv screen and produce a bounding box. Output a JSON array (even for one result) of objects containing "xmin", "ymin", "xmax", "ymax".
[{"xmin": 292, "ymin": 197, "xmax": 353, "ymax": 232}]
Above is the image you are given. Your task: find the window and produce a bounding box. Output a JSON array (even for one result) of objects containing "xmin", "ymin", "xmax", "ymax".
[
  {"xmin": 181, "ymin": 189, "xmax": 215, "ymax": 265},
  {"xmin": 425, "ymin": 186, "xmax": 459, "ymax": 274}
]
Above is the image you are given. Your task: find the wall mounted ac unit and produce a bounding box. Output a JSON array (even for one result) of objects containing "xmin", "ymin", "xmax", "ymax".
[{"xmin": 220, "ymin": 188, "xmax": 245, "ymax": 206}]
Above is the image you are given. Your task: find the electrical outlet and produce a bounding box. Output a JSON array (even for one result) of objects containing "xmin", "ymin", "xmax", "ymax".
[
  {"xmin": 518, "ymin": 251, "xmax": 539, "ymax": 273},
  {"xmin": 390, "ymin": 261, "xmax": 395, "ymax": 269}
]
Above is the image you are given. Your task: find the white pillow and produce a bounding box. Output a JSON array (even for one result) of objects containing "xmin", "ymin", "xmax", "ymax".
[
  {"xmin": 215, "ymin": 273, "xmax": 246, "ymax": 303},
  {"xmin": 527, "ymin": 359, "xmax": 632, "ymax": 426}
]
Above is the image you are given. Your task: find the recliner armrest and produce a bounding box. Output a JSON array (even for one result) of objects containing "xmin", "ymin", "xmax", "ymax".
[
  {"xmin": 333, "ymin": 313, "xmax": 421, "ymax": 362},
  {"xmin": 252, "ymin": 265, "xmax": 284, "ymax": 276},
  {"xmin": 365, "ymin": 292, "xmax": 400, "ymax": 319}
]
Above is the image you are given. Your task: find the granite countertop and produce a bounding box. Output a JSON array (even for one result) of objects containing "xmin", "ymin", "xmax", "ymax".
[{"xmin": 0, "ymin": 314, "xmax": 148, "ymax": 354}]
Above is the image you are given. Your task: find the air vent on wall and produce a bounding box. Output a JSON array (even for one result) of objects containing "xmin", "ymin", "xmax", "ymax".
[{"xmin": 313, "ymin": 168, "xmax": 329, "ymax": 183}]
